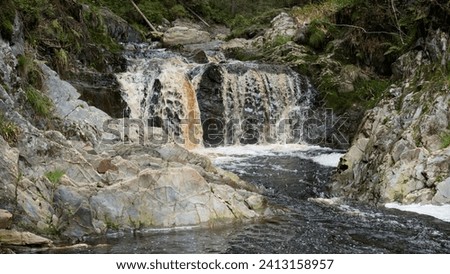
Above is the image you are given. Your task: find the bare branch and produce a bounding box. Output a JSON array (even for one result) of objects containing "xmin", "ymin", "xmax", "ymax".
[
  {"xmin": 331, "ymin": 23, "xmax": 399, "ymax": 36},
  {"xmin": 128, "ymin": 0, "xmax": 157, "ymax": 32},
  {"xmin": 390, "ymin": 0, "xmax": 405, "ymax": 44}
]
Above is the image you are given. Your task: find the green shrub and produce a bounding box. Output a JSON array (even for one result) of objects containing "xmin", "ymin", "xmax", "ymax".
[
  {"xmin": 13, "ymin": 0, "xmax": 54, "ymax": 26},
  {"xmin": 25, "ymin": 86, "xmax": 53, "ymax": 117},
  {"xmin": 138, "ymin": 0, "xmax": 167, "ymax": 24},
  {"xmin": 309, "ymin": 30, "xmax": 326, "ymax": 49},
  {"xmin": 54, "ymin": 48, "xmax": 69, "ymax": 74},
  {"xmin": 322, "ymin": 76, "xmax": 390, "ymax": 112},
  {"xmin": 307, "ymin": 19, "xmax": 332, "ymax": 49}
]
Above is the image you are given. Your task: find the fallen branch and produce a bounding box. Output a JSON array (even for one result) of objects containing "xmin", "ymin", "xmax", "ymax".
[
  {"xmin": 332, "ymin": 23, "xmax": 399, "ymax": 36},
  {"xmin": 128, "ymin": 0, "xmax": 157, "ymax": 32}
]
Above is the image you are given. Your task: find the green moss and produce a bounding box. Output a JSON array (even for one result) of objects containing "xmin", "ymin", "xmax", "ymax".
[
  {"xmin": 45, "ymin": 169, "xmax": 65, "ymax": 185},
  {"xmin": 229, "ymin": 9, "xmax": 284, "ymax": 39},
  {"xmin": 307, "ymin": 20, "xmax": 328, "ymax": 49},
  {"xmin": 354, "ymin": 78, "xmax": 390, "ymax": 109},
  {"xmin": 169, "ymin": 4, "xmax": 187, "ymax": 19},
  {"xmin": 227, "ymin": 48, "xmax": 263, "ymax": 62},
  {"xmin": 292, "ymin": 0, "xmax": 361, "ymax": 21},
  {"xmin": 271, "ymin": 35, "xmax": 291, "ymax": 48},
  {"xmin": 441, "ymin": 132, "xmax": 450, "ymax": 149},
  {"xmin": 25, "ymin": 86, "xmax": 53, "ymax": 118}
]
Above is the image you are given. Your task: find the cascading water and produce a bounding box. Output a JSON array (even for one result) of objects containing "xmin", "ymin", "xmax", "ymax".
[
  {"xmin": 197, "ymin": 62, "xmax": 315, "ymax": 146},
  {"xmin": 116, "ymin": 44, "xmax": 315, "ymax": 148},
  {"xmin": 37, "ymin": 43, "xmax": 449, "ymax": 254},
  {"xmin": 116, "ymin": 46, "xmax": 203, "ymax": 148}
]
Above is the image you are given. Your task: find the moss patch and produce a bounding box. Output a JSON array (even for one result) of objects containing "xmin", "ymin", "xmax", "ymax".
[
  {"xmin": 45, "ymin": 169, "xmax": 65, "ymax": 185},
  {"xmin": 441, "ymin": 132, "xmax": 450, "ymax": 149}
]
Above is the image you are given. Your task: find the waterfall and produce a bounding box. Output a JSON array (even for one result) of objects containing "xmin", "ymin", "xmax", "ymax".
[
  {"xmin": 116, "ymin": 44, "xmax": 316, "ymax": 148},
  {"xmin": 198, "ymin": 62, "xmax": 315, "ymax": 146},
  {"xmin": 116, "ymin": 46, "xmax": 203, "ymax": 148}
]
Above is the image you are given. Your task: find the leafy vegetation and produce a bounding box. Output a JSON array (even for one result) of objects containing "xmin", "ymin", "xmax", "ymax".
[
  {"xmin": 320, "ymin": 75, "xmax": 390, "ymax": 112},
  {"xmin": 292, "ymin": 0, "xmax": 360, "ymax": 21},
  {"xmin": 0, "ymin": 112, "xmax": 20, "ymax": 145},
  {"xmin": 25, "ymin": 86, "xmax": 53, "ymax": 117}
]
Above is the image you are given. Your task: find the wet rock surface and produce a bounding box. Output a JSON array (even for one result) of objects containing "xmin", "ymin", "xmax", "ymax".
[{"xmin": 333, "ymin": 30, "xmax": 450, "ymax": 205}]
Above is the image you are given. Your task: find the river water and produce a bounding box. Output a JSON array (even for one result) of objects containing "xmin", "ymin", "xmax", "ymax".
[
  {"xmin": 44, "ymin": 144, "xmax": 450, "ymax": 254},
  {"xmin": 36, "ymin": 44, "xmax": 450, "ymax": 254}
]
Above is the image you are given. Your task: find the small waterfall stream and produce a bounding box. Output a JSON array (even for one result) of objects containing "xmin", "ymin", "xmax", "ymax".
[{"xmin": 116, "ymin": 44, "xmax": 315, "ymax": 148}]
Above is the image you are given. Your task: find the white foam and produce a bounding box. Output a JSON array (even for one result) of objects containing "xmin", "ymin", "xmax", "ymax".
[
  {"xmin": 195, "ymin": 144, "xmax": 344, "ymax": 168},
  {"xmin": 195, "ymin": 143, "xmax": 322, "ymax": 157},
  {"xmin": 310, "ymin": 153, "xmax": 343, "ymax": 167},
  {"xmin": 385, "ymin": 203, "xmax": 450, "ymax": 222}
]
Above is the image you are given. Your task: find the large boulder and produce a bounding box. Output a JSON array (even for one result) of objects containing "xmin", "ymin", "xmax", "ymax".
[
  {"xmin": 162, "ymin": 26, "xmax": 211, "ymax": 47},
  {"xmin": 98, "ymin": 7, "xmax": 142, "ymax": 43},
  {"xmin": 433, "ymin": 177, "xmax": 450, "ymax": 204},
  {"xmin": 264, "ymin": 12, "xmax": 298, "ymax": 42},
  {"xmin": 50, "ymin": 143, "xmax": 268, "ymax": 238}
]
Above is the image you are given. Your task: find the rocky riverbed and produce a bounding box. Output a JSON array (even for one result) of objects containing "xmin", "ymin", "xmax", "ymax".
[{"xmin": 1, "ymin": 1, "xmax": 449, "ymax": 253}]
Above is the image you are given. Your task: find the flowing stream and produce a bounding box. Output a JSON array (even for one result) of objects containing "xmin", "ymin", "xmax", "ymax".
[
  {"xmin": 42, "ymin": 44, "xmax": 450, "ymax": 253},
  {"xmin": 45, "ymin": 144, "xmax": 450, "ymax": 254}
]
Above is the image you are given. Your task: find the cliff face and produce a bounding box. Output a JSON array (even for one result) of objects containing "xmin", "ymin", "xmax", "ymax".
[{"xmin": 333, "ymin": 29, "xmax": 450, "ymax": 205}]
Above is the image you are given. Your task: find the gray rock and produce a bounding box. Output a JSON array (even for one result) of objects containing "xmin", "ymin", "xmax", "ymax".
[
  {"xmin": 98, "ymin": 8, "xmax": 142, "ymax": 43},
  {"xmin": 264, "ymin": 13, "xmax": 297, "ymax": 43},
  {"xmin": 0, "ymin": 137, "xmax": 19, "ymax": 210},
  {"xmin": 40, "ymin": 63, "xmax": 112, "ymax": 142},
  {"xmin": 0, "ymin": 38, "xmax": 18, "ymax": 89},
  {"xmin": 11, "ymin": 13, "xmax": 25, "ymax": 56},
  {"xmin": 0, "ymin": 229, "xmax": 52, "ymax": 246},
  {"xmin": 433, "ymin": 178, "xmax": 450, "ymax": 204},
  {"xmin": 163, "ymin": 27, "xmax": 211, "ymax": 47},
  {"xmin": 88, "ymin": 166, "xmax": 259, "ymax": 231}
]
